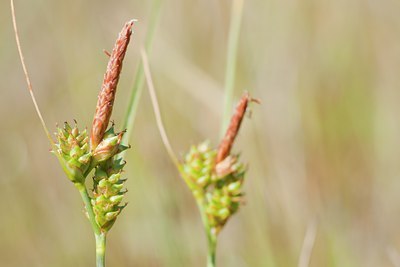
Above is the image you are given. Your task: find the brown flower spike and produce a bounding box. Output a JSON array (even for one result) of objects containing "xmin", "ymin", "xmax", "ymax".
[
  {"xmin": 91, "ymin": 20, "xmax": 135, "ymax": 150},
  {"xmin": 216, "ymin": 91, "xmax": 260, "ymax": 163}
]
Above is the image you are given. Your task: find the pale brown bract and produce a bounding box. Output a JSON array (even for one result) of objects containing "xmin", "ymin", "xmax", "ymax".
[{"xmin": 90, "ymin": 20, "xmax": 135, "ymax": 150}]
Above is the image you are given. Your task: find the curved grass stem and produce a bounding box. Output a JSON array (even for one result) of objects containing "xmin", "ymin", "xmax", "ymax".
[
  {"xmin": 141, "ymin": 49, "xmax": 180, "ymax": 169},
  {"xmin": 11, "ymin": 0, "xmax": 60, "ymax": 155}
]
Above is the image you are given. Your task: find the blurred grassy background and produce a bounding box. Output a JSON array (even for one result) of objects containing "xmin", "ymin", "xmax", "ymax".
[{"xmin": 2, "ymin": 0, "xmax": 400, "ymax": 266}]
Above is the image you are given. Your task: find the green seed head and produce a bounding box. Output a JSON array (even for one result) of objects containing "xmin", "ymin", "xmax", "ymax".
[
  {"xmin": 182, "ymin": 141, "xmax": 247, "ymax": 235},
  {"xmin": 92, "ymin": 165, "xmax": 127, "ymax": 231},
  {"xmin": 54, "ymin": 122, "xmax": 91, "ymax": 183},
  {"xmin": 91, "ymin": 135, "xmax": 129, "ymax": 232},
  {"xmin": 182, "ymin": 141, "xmax": 217, "ymax": 191}
]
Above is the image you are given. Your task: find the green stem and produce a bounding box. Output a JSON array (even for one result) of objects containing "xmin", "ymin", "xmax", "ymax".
[
  {"xmin": 221, "ymin": 0, "xmax": 245, "ymax": 137},
  {"xmin": 196, "ymin": 198, "xmax": 218, "ymax": 267},
  {"xmin": 207, "ymin": 230, "xmax": 217, "ymax": 267},
  {"xmin": 75, "ymin": 183, "xmax": 100, "ymax": 235},
  {"xmin": 76, "ymin": 183, "xmax": 106, "ymax": 267},
  {"xmin": 95, "ymin": 233, "xmax": 107, "ymax": 267}
]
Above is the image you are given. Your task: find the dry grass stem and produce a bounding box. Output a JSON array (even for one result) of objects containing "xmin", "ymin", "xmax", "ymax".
[
  {"xmin": 141, "ymin": 48, "xmax": 180, "ymax": 168},
  {"xmin": 298, "ymin": 219, "xmax": 318, "ymax": 267},
  {"xmin": 91, "ymin": 20, "xmax": 135, "ymax": 149},
  {"xmin": 11, "ymin": 0, "xmax": 56, "ymax": 149}
]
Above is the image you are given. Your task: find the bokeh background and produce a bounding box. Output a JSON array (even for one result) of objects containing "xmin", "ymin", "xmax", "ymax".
[{"xmin": 1, "ymin": 0, "xmax": 400, "ymax": 266}]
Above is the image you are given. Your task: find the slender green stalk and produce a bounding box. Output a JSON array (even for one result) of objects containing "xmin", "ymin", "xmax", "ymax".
[
  {"xmin": 221, "ymin": 0, "xmax": 245, "ymax": 136},
  {"xmin": 207, "ymin": 233, "xmax": 217, "ymax": 267},
  {"xmin": 196, "ymin": 198, "xmax": 217, "ymax": 267},
  {"xmin": 122, "ymin": 0, "xmax": 162, "ymax": 150},
  {"xmin": 75, "ymin": 183, "xmax": 100, "ymax": 235},
  {"xmin": 95, "ymin": 233, "xmax": 107, "ymax": 267},
  {"xmin": 76, "ymin": 183, "xmax": 108, "ymax": 267}
]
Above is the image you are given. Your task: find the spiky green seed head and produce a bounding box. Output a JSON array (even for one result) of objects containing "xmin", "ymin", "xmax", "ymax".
[
  {"xmin": 92, "ymin": 138, "xmax": 129, "ymax": 232},
  {"xmin": 182, "ymin": 141, "xmax": 217, "ymax": 191},
  {"xmin": 54, "ymin": 122, "xmax": 91, "ymax": 183},
  {"xmin": 205, "ymin": 160, "xmax": 245, "ymax": 233},
  {"xmin": 92, "ymin": 162, "xmax": 127, "ymax": 232},
  {"xmin": 54, "ymin": 122, "xmax": 129, "ymax": 232},
  {"xmin": 182, "ymin": 141, "xmax": 247, "ymax": 235}
]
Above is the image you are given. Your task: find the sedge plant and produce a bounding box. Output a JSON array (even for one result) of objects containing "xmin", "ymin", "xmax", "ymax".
[
  {"xmin": 141, "ymin": 50, "xmax": 259, "ymax": 267},
  {"xmin": 140, "ymin": 0, "xmax": 249, "ymax": 265},
  {"xmin": 11, "ymin": 1, "xmax": 135, "ymax": 265}
]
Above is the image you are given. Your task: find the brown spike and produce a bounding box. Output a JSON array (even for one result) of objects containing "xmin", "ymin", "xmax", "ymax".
[
  {"xmin": 90, "ymin": 20, "xmax": 135, "ymax": 150},
  {"xmin": 216, "ymin": 91, "xmax": 259, "ymax": 163}
]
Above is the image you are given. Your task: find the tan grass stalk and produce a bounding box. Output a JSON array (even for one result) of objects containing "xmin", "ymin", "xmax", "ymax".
[
  {"xmin": 11, "ymin": 0, "xmax": 55, "ymax": 147},
  {"xmin": 141, "ymin": 49, "xmax": 180, "ymax": 168},
  {"xmin": 298, "ymin": 219, "xmax": 318, "ymax": 267}
]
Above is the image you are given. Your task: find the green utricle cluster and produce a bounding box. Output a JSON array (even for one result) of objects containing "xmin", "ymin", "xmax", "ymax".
[
  {"xmin": 55, "ymin": 122, "xmax": 91, "ymax": 183},
  {"xmin": 182, "ymin": 141, "xmax": 246, "ymax": 234},
  {"xmin": 205, "ymin": 161, "xmax": 245, "ymax": 233},
  {"xmin": 92, "ymin": 157, "xmax": 127, "ymax": 231},
  {"xmin": 183, "ymin": 142, "xmax": 217, "ymax": 194},
  {"xmin": 55, "ymin": 122, "xmax": 128, "ymax": 232}
]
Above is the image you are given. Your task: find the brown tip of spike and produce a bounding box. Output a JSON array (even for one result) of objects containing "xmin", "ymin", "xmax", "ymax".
[
  {"xmin": 216, "ymin": 91, "xmax": 259, "ymax": 163},
  {"xmin": 90, "ymin": 20, "xmax": 135, "ymax": 150}
]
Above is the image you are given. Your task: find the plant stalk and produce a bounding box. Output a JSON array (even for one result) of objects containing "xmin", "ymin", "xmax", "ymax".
[
  {"xmin": 76, "ymin": 183, "xmax": 107, "ymax": 267},
  {"xmin": 207, "ymin": 230, "xmax": 217, "ymax": 267},
  {"xmin": 76, "ymin": 183, "xmax": 100, "ymax": 235},
  {"xmin": 221, "ymin": 0, "xmax": 245, "ymax": 137},
  {"xmin": 95, "ymin": 233, "xmax": 107, "ymax": 267},
  {"xmin": 196, "ymin": 197, "xmax": 218, "ymax": 267}
]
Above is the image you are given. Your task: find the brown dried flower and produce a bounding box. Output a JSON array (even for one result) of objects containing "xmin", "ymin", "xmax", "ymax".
[
  {"xmin": 90, "ymin": 20, "xmax": 135, "ymax": 150},
  {"xmin": 216, "ymin": 91, "xmax": 260, "ymax": 163}
]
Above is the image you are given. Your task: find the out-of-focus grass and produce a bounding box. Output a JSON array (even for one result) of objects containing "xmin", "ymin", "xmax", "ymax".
[{"xmin": 2, "ymin": 0, "xmax": 400, "ymax": 266}]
